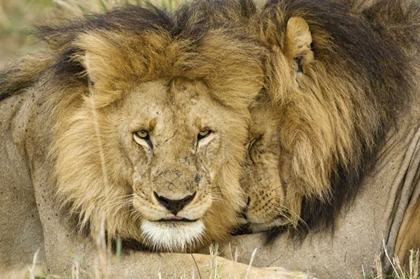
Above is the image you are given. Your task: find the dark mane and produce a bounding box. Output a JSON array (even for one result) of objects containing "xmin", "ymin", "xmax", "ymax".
[
  {"xmin": 0, "ymin": 5, "xmax": 175, "ymax": 101},
  {"xmin": 262, "ymin": 0, "xmax": 418, "ymax": 241},
  {"xmin": 36, "ymin": 5, "xmax": 180, "ymax": 85},
  {"xmin": 0, "ymin": 5, "xmax": 208, "ymax": 101}
]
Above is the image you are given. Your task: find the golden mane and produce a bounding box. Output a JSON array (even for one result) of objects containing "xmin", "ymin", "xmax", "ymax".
[
  {"xmin": 187, "ymin": 0, "xmax": 420, "ymax": 275},
  {"xmin": 256, "ymin": 0, "xmax": 418, "ymax": 234},
  {"xmin": 0, "ymin": 4, "xmax": 266, "ymax": 253},
  {"xmin": 185, "ymin": 0, "xmax": 420, "ymax": 242}
]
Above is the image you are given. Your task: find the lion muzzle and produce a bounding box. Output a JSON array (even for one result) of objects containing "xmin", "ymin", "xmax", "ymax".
[{"xmin": 153, "ymin": 191, "xmax": 196, "ymax": 216}]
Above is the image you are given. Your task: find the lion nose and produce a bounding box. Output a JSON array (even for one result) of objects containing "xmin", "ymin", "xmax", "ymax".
[{"xmin": 153, "ymin": 192, "xmax": 196, "ymax": 215}]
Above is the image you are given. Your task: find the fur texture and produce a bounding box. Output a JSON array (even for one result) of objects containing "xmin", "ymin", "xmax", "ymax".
[
  {"xmin": 251, "ymin": 1, "xmax": 420, "ymax": 236},
  {"xmin": 0, "ymin": 3, "xmax": 267, "ymax": 257},
  {"xmin": 247, "ymin": 0, "xmax": 417, "ymax": 231},
  {"xmin": 184, "ymin": 0, "xmax": 420, "ymax": 270},
  {"xmin": 245, "ymin": 0, "xmax": 420, "ymax": 268}
]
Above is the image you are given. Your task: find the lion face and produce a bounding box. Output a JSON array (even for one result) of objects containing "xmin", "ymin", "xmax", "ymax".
[
  {"xmin": 241, "ymin": 0, "xmax": 414, "ymax": 236},
  {"xmin": 47, "ymin": 6, "xmax": 265, "ymax": 252},
  {"xmin": 241, "ymin": 16, "xmax": 316, "ymax": 232},
  {"xmin": 118, "ymin": 79, "xmax": 239, "ymax": 250},
  {"xmin": 241, "ymin": 97, "xmax": 289, "ymax": 232},
  {"xmin": 54, "ymin": 75, "xmax": 255, "ymax": 252}
]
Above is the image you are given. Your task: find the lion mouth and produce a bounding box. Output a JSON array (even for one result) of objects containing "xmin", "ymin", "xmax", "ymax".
[{"xmin": 158, "ymin": 216, "xmax": 198, "ymax": 223}]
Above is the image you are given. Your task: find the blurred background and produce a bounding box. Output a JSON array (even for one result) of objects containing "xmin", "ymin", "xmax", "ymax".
[{"xmin": 0, "ymin": 0, "xmax": 186, "ymax": 70}]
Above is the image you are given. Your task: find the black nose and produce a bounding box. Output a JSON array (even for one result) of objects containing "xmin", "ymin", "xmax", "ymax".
[{"xmin": 153, "ymin": 192, "xmax": 196, "ymax": 215}]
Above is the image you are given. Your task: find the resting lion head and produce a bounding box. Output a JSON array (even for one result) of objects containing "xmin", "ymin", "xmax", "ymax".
[
  {"xmin": 35, "ymin": 6, "xmax": 266, "ymax": 252},
  {"xmin": 235, "ymin": 0, "xmax": 416, "ymax": 235}
]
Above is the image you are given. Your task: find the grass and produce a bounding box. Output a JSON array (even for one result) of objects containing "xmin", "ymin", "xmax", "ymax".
[
  {"xmin": 0, "ymin": 0, "xmax": 54, "ymax": 69},
  {"xmin": 24, "ymin": 236, "xmax": 248, "ymax": 279},
  {"xmin": 384, "ymin": 249, "xmax": 419, "ymax": 279},
  {"xmin": 24, "ymin": 243, "xmax": 420, "ymax": 279},
  {"xmin": 361, "ymin": 249, "xmax": 419, "ymax": 279},
  {"xmin": 359, "ymin": 239, "xmax": 419, "ymax": 279}
]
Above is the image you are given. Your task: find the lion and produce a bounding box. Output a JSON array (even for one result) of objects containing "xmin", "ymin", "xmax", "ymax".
[
  {"xmin": 0, "ymin": 4, "xmax": 312, "ymax": 278},
  {"xmin": 182, "ymin": 0, "xmax": 420, "ymax": 277},
  {"xmin": 199, "ymin": 0, "xmax": 420, "ymax": 277}
]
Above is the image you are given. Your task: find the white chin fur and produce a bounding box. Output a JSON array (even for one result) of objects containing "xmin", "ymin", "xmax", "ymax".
[{"xmin": 141, "ymin": 219, "xmax": 205, "ymax": 251}]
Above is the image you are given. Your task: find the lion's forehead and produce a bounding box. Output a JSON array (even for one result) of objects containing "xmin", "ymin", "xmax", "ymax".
[{"xmin": 121, "ymin": 79, "xmax": 224, "ymax": 133}]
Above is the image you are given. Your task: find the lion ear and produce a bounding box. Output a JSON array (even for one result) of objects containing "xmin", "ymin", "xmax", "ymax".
[
  {"xmin": 75, "ymin": 33, "xmax": 116, "ymax": 86},
  {"xmin": 284, "ymin": 17, "xmax": 314, "ymax": 73}
]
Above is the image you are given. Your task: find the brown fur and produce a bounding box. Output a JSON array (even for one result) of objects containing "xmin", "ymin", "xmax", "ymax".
[
  {"xmin": 185, "ymin": 0, "xmax": 420, "ymax": 272},
  {"xmin": 43, "ymin": 6, "xmax": 266, "ymax": 251},
  {"xmin": 250, "ymin": 0, "xmax": 416, "ymax": 229},
  {"xmin": 396, "ymin": 199, "xmax": 420, "ymax": 267},
  {"xmin": 244, "ymin": 0, "xmax": 420, "ymax": 270},
  {"xmin": 0, "ymin": 4, "xmax": 272, "ymax": 275}
]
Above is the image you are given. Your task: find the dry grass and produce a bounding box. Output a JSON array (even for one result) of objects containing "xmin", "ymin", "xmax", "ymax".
[
  {"xmin": 361, "ymin": 249, "xmax": 419, "ymax": 279},
  {"xmin": 360, "ymin": 240, "xmax": 419, "ymax": 279},
  {"xmin": 23, "ymin": 241, "xmax": 419, "ymax": 279},
  {"xmin": 24, "ymin": 233, "xmax": 249, "ymax": 279},
  {"xmin": 0, "ymin": 0, "xmax": 53, "ymax": 69}
]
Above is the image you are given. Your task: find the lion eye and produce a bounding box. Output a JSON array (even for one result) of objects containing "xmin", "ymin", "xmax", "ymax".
[
  {"xmin": 248, "ymin": 136, "xmax": 262, "ymax": 164},
  {"xmin": 136, "ymin": 130, "xmax": 148, "ymax": 139},
  {"xmin": 197, "ymin": 129, "xmax": 211, "ymax": 141},
  {"xmin": 133, "ymin": 130, "xmax": 153, "ymax": 149}
]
